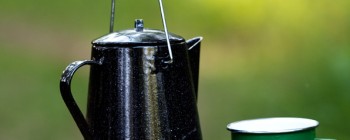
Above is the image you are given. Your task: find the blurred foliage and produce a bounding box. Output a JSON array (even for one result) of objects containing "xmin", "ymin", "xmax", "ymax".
[{"xmin": 0, "ymin": 0, "xmax": 349, "ymax": 139}]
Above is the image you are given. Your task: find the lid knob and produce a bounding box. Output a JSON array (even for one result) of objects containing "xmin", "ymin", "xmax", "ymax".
[{"xmin": 135, "ymin": 19, "xmax": 144, "ymax": 32}]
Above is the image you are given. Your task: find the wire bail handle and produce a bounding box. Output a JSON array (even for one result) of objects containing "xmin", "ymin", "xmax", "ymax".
[{"xmin": 109, "ymin": 0, "xmax": 174, "ymax": 63}]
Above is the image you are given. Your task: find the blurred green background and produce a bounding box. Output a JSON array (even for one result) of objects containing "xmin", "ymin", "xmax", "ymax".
[{"xmin": 1, "ymin": 0, "xmax": 349, "ymax": 139}]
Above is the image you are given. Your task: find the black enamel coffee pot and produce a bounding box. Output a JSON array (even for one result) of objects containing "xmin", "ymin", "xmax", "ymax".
[{"xmin": 59, "ymin": 18, "xmax": 203, "ymax": 139}]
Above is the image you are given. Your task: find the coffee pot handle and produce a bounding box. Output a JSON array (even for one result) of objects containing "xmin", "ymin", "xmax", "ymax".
[{"xmin": 60, "ymin": 60, "xmax": 100, "ymax": 139}]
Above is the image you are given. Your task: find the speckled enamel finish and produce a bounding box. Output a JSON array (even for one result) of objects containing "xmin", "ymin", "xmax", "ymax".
[{"xmin": 60, "ymin": 23, "xmax": 203, "ymax": 140}]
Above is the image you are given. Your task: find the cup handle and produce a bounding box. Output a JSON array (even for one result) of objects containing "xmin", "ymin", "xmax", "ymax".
[{"xmin": 60, "ymin": 60, "xmax": 100, "ymax": 139}]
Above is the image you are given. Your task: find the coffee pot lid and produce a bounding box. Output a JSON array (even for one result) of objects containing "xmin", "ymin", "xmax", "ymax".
[{"xmin": 92, "ymin": 19, "xmax": 185, "ymax": 46}]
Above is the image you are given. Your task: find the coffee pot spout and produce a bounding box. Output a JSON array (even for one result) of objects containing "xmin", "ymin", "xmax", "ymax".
[
  {"xmin": 187, "ymin": 37, "xmax": 203, "ymax": 98},
  {"xmin": 187, "ymin": 37, "xmax": 203, "ymax": 51}
]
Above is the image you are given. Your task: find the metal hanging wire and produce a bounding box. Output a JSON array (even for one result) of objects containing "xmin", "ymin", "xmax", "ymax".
[
  {"xmin": 158, "ymin": 0, "xmax": 173, "ymax": 63},
  {"xmin": 110, "ymin": 0, "xmax": 116, "ymax": 33},
  {"xmin": 108, "ymin": 0, "xmax": 173, "ymax": 63}
]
